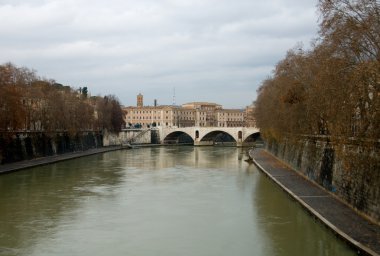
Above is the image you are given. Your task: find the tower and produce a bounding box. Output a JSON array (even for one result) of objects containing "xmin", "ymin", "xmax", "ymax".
[{"xmin": 137, "ymin": 93, "xmax": 143, "ymax": 107}]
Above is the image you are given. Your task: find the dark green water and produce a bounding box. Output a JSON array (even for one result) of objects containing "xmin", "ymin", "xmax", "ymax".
[{"xmin": 0, "ymin": 147, "xmax": 356, "ymax": 256}]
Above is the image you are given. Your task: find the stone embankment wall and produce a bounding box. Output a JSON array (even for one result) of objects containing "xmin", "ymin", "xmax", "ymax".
[
  {"xmin": 266, "ymin": 137, "xmax": 380, "ymax": 223},
  {"xmin": 103, "ymin": 129, "xmax": 153, "ymax": 146},
  {"xmin": 0, "ymin": 131, "xmax": 103, "ymax": 164}
]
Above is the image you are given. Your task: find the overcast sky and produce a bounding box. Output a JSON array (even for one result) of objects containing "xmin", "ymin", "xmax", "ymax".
[{"xmin": 0, "ymin": 0, "xmax": 319, "ymax": 108}]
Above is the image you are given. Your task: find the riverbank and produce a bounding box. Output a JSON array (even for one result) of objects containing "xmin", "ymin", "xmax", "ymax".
[
  {"xmin": 251, "ymin": 148, "xmax": 380, "ymax": 256},
  {"xmin": 0, "ymin": 143, "xmax": 194, "ymax": 174},
  {"xmin": 0, "ymin": 146, "xmax": 129, "ymax": 175}
]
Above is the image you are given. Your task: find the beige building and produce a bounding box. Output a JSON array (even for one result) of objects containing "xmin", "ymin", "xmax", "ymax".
[
  {"xmin": 244, "ymin": 103, "xmax": 256, "ymax": 127},
  {"xmin": 123, "ymin": 94, "xmax": 254, "ymax": 128},
  {"xmin": 123, "ymin": 105, "xmax": 177, "ymax": 128}
]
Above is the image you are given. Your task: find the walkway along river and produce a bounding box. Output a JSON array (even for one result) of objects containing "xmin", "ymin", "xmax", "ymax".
[{"xmin": 0, "ymin": 147, "xmax": 358, "ymax": 256}]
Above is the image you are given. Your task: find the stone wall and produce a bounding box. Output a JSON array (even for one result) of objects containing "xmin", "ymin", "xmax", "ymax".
[
  {"xmin": 266, "ymin": 137, "xmax": 380, "ymax": 223},
  {"xmin": 103, "ymin": 129, "xmax": 152, "ymax": 146},
  {"xmin": 150, "ymin": 129, "xmax": 160, "ymax": 144},
  {"xmin": 0, "ymin": 131, "xmax": 103, "ymax": 164}
]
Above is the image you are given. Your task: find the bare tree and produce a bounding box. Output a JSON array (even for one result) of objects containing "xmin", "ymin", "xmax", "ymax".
[{"xmin": 255, "ymin": 0, "xmax": 379, "ymax": 145}]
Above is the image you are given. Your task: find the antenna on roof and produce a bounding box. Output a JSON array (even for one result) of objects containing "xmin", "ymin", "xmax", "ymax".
[{"xmin": 172, "ymin": 87, "xmax": 176, "ymax": 106}]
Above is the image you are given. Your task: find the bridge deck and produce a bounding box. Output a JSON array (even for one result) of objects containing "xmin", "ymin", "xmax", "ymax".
[{"xmin": 160, "ymin": 126, "xmax": 260, "ymax": 144}]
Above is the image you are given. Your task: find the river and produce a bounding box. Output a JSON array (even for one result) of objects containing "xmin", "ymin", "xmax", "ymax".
[{"xmin": 0, "ymin": 147, "xmax": 356, "ymax": 256}]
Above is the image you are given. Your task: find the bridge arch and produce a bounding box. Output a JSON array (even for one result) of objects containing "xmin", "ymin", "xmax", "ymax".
[
  {"xmin": 199, "ymin": 130, "xmax": 237, "ymax": 143},
  {"xmin": 163, "ymin": 131, "xmax": 194, "ymax": 144},
  {"xmin": 160, "ymin": 126, "xmax": 260, "ymax": 146},
  {"xmin": 243, "ymin": 132, "xmax": 261, "ymax": 143}
]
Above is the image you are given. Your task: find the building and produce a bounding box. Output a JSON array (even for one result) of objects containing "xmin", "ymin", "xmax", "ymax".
[
  {"xmin": 137, "ymin": 93, "xmax": 143, "ymax": 107},
  {"xmin": 244, "ymin": 103, "xmax": 256, "ymax": 127},
  {"xmin": 123, "ymin": 94, "xmax": 254, "ymax": 128}
]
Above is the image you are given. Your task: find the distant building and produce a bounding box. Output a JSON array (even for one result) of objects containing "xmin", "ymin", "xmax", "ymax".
[
  {"xmin": 123, "ymin": 94, "xmax": 255, "ymax": 128},
  {"xmin": 244, "ymin": 103, "xmax": 256, "ymax": 127},
  {"xmin": 137, "ymin": 93, "xmax": 143, "ymax": 108}
]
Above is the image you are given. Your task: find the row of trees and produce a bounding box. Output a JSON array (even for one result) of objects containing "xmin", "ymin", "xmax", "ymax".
[
  {"xmin": 255, "ymin": 0, "xmax": 379, "ymax": 145},
  {"xmin": 0, "ymin": 63, "xmax": 125, "ymax": 133}
]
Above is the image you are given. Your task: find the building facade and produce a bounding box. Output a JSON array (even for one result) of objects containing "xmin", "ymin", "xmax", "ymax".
[
  {"xmin": 123, "ymin": 94, "xmax": 254, "ymax": 128},
  {"xmin": 244, "ymin": 103, "xmax": 256, "ymax": 127}
]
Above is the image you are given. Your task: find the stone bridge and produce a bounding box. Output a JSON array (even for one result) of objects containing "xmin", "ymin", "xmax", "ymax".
[{"xmin": 159, "ymin": 126, "xmax": 260, "ymax": 147}]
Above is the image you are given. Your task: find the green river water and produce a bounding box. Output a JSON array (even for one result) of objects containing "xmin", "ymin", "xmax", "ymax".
[{"xmin": 0, "ymin": 147, "xmax": 356, "ymax": 256}]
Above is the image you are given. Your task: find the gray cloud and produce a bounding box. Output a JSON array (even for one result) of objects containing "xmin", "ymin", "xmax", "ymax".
[{"xmin": 0, "ymin": 0, "xmax": 319, "ymax": 108}]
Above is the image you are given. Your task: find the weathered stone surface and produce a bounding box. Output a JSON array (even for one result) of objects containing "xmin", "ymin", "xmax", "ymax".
[
  {"xmin": 265, "ymin": 138, "xmax": 380, "ymax": 223},
  {"xmin": 103, "ymin": 129, "xmax": 152, "ymax": 146},
  {"xmin": 0, "ymin": 131, "xmax": 103, "ymax": 164},
  {"xmin": 252, "ymin": 149, "xmax": 380, "ymax": 255}
]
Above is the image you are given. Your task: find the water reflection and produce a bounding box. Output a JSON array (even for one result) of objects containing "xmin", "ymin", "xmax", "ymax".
[
  {"xmin": 0, "ymin": 147, "xmax": 356, "ymax": 256},
  {"xmin": 0, "ymin": 153, "xmax": 126, "ymax": 255},
  {"xmin": 253, "ymin": 173, "xmax": 356, "ymax": 256}
]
